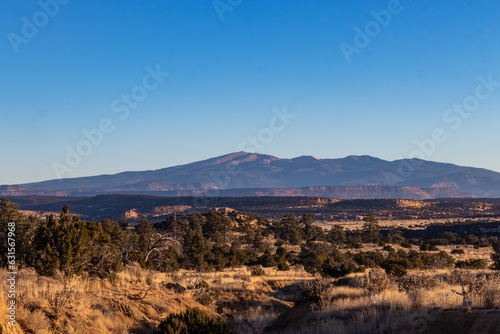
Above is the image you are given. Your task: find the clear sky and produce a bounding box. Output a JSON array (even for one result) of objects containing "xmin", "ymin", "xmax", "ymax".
[{"xmin": 1, "ymin": 0, "xmax": 500, "ymax": 184}]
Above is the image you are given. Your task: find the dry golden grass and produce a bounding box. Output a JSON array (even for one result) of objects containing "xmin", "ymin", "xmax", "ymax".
[
  {"xmin": 440, "ymin": 245, "xmax": 493, "ymax": 264},
  {"xmin": 288, "ymin": 269, "xmax": 500, "ymax": 334},
  {"xmin": 0, "ymin": 263, "xmax": 314, "ymax": 333},
  {"xmin": 1, "ymin": 264, "xmax": 499, "ymax": 334},
  {"xmin": 0, "ymin": 264, "xmax": 219, "ymax": 334},
  {"xmin": 319, "ymin": 281, "xmax": 468, "ymax": 312},
  {"xmin": 170, "ymin": 265, "xmax": 314, "ymax": 291},
  {"xmin": 316, "ymin": 217, "xmax": 500, "ymax": 231}
]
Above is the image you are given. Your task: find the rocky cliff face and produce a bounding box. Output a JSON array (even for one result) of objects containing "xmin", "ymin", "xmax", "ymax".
[
  {"xmin": 250, "ymin": 186, "xmax": 473, "ymax": 199},
  {"xmin": 187, "ymin": 185, "xmax": 473, "ymax": 199}
]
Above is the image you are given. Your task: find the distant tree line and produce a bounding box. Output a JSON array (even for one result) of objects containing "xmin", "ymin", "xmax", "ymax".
[{"xmin": 1, "ymin": 198, "xmax": 500, "ymax": 279}]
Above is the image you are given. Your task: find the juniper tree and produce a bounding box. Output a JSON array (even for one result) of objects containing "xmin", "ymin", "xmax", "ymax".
[
  {"xmin": 252, "ymin": 231, "xmax": 267, "ymax": 252},
  {"xmin": 203, "ymin": 210, "xmax": 230, "ymax": 244},
  {"xmin": 280, "ymin": 213, "xmax": 302, "ymax": 245},
  {"xmin": 301, "ymin": 214, "xmax": 323, "ymax": 244},
  {"xmin": 183, "ymin": 218, "xmax": 209, "ymax": 270},
  {"xmin": 32, "ymin": 205, "xmax": 119, "ymax": 277},
  {"xmin": 0, "ymin": 198, "xmax": 37, "ymax": 268},
  {"xmin": 101, "ymin": 218, "xmax": 125, "ymax": 247},
  {"xmin": 492, "ymin": 242, "xmax": 500, "ymax": 270},
  {"xmin": 362, "ymin": 214, "xmax": 381, "ymax": 244},
  {"xmin": 327, "ymin": 225, "xmax": 347, "ymax": 247}
]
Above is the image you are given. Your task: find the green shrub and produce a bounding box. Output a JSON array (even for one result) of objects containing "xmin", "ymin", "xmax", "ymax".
[
  {"xmin": 251, "ymin": 266, "xmax": 266, "ymax": 276},
  {"xmin": 277, "ymin": 262, "xmax": 290, "ymax": 271},
  {"xmin": 400, "ymin": 241, "xmax": 412, "ymax": 248},
  {"xmin": 195, "ymin": 280, "xmax": 210, "ymax": 289},
  {"xmin": 196, "ymin": 293, "xmax": 212, "ymax": 306},
  {"xmin": 491, "ymin": 243, "xmax": 500, "ymax": 270},
  {"xmin": 354, "ymin": 251, "xmax": 384, "ymax": 267},
  {"xmin": 420, "ymin": 243, "xmax": 438, "ymax": 251},
  {"xmin": 419, "ymin": 251, "xmax": 454, "ymax": 269},
  {"xmin": 155, "ymin": 308, "xmax": 229, "ymax": 334},
  {"xmin": 346, "ymin": 240, "xmax": 363, "ymax": 249},
  {"xmin": 384, "ymin": 263, "xmax": 407, "ymax": 277},
  {"xmin": 455, "ymin": 258, "xmax": 487, "ymax": 269},
  {"xmin": 321, "ymin": 258, "xmax": 365, "ymax": 278},
  {"xmin": 383, "ymin": 245, "xmax": 395, "ymax": 253}
]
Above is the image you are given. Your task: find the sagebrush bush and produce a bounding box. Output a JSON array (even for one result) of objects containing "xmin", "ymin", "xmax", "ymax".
[
  {"xmin": 300, "ymin": 279, "xmax": 334, "ymax": 309},
  {"xmin": 407, "ymin": 288, "xmax": 427, "ymax": 309},
  {"xmin": 396, "ymin": 273, "xmax": 438, "ymax": 293},
  {"xmin": 482, "ymin": 281, "xmax": 500, "ymax": 309},
  {"xmin": 363, "ymin": 270, "xmax": 394, "ymax": 294}
]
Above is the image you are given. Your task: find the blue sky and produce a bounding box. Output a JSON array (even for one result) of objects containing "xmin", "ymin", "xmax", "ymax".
[{"xmin": 1, "ymin": 0, "xmax": 500, "ymax": 184}]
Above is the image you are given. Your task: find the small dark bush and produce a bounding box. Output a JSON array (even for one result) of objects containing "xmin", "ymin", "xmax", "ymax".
[
  {"xmin": 400, "ymin": 241, "xmax": 413, "ymax": 248},
  {"xmin": 195, "ymin": 280, "xmax": 210, "ymax": 289},
  {"xmin": 277, "ymin": 262, "xmax": 290, "ymax": 271},
  {"xmin": 383, "ymin": 245, "xmax": 395, "ymax": 253},
  {"xmin": 451, "ymin": 249, "xmax": 465, "ymax": 254},
  {"xmin": 196, "ymin": 293, "xmax": 212, "ymax": 306},
  {"xmin": 251, "ymin": 266, "xmax": 266, "ymax": 276},
  {"xmin": 384, "ymin": 263, "xmax": 407, "ymax": 277},
  {"xmin": 419, "ymin": 251, "xmax": 454, "ymax": 269},
  {"xmin": 346, "ymin": 241, "xmax": 363, "ymax": 249},
  {"xmin": 155, "ymin": 308, "xmax": 229, "ymax": 334},
  {"xmin": 455, "ymin": 258, "xmax": 487, "ymax": 269},
  {"xmin": 420, "ymin": 244, "xmax": 438, "ymax": 251},
  {"xmin": 321, "ymin": 258, "xmax": 365, "ymax": 278}
]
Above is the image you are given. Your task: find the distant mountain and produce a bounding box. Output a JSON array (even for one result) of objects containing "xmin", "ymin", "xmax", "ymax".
[{"xmin": 2, "ymin": 152, "xmax": 500, "ymax": 198}]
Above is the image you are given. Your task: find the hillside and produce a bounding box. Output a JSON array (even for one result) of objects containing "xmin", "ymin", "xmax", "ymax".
[{"xmin": 3, "ymin": 196, "xmax": 500, "ymax": 334}]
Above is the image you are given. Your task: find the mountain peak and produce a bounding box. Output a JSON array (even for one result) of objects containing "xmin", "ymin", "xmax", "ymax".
[
  {"xmin": 345, "ymin": 155, "xmax": 375, "ymax": 160},
  {"xmin": 4, "ymin": 152, "xmax": 500, "ymax": 198},
  {"xmin": 208, "ymin": 152, "xmax": 281, "ymax": 165},
  {"xmin": 292, "ymin": 155, "xmax": 321, "ymax": 161}
]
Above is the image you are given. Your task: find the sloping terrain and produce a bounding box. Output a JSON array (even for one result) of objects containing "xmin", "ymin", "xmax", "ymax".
[{"xmin": 0, "ymin": 266, "xmax": 221, "ymax": 334}]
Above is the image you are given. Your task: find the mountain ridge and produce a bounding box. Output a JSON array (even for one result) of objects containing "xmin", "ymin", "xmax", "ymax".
[{"xmin": 2, "ymin": 152, "xmax": 500, "ymax": 198}]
